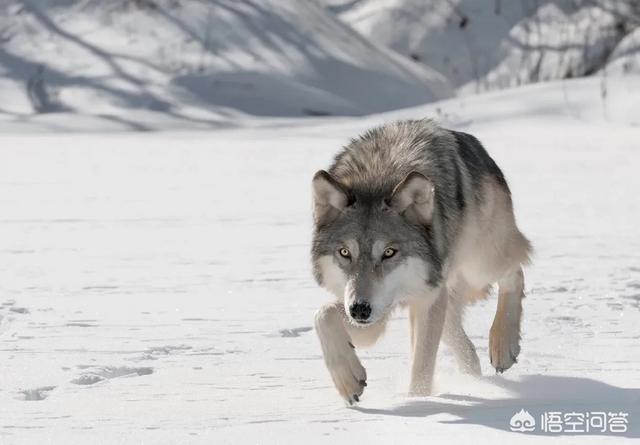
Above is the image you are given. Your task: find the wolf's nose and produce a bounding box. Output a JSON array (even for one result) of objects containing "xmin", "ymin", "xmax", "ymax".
[{"xmin": 349, "ymin": 301, "xmax": 371, "ymax": 322}]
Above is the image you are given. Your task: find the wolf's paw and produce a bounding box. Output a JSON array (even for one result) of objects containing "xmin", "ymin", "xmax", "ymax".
[
  {"xmin": 489, "ymin": 320, "xmax": 521, "ymax": 373},
  {"xmin": 325, "ymin": 341, "xmax": 367, "ymax": 405}
]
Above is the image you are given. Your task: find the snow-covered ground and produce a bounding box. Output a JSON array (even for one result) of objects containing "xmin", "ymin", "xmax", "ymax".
[{"xmin": 1, "ymin": 76, "xmax": 639, "ymax": 444}]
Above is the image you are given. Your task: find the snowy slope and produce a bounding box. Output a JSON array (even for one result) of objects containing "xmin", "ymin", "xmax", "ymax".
[
  {"xmin": 0, "ymin": 0, "xmax": 452, "ymax": 125},
  {"xmin": 332, "ymin": 0, "xmax": 636, "ymax": 93},
  {"xmin": 607, "ymin": 28, "xmax": 640, "ymax": 75},
  {"xmin": 468, "ymin": 3, "xmax": 626, "ymax": 94},
  {"xmin": 0, "ymin": 76, "xmax": 639, "ymax": 443},
  {"xmin": 334, "ymin": 0, "xmax": 531, "ymax": 89}
]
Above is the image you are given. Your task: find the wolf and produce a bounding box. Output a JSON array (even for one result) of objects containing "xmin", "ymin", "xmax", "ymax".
[{"xmin": 311, "ymin": 119, "xmax": 531, "ymax": 404}]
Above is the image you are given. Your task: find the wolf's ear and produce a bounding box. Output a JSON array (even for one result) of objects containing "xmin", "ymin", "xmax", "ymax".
[
  {"xmin": 312, "ymin": 170, "xmax": 348, "ymax": 226},
  {"xmin": 390, "ymin": 171, "xmax": 435, "ymax": 226}
]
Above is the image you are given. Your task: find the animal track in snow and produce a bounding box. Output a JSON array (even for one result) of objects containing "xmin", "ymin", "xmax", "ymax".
[
  {"xmin": 131, "ymin": 344, "xmax": 193, "ymax": 361},
  {"xmin": 71, "ymin": 374, "xmax": 105, "ymax": 385},
  {"xmin": 71, "ymin": 366, "xmax": 153, "ymax": 385},
  {"xmin": 0, "ymin": 313, "xmax": 12, "ymax": 335},
  {"xmin": 9, "ymin": 307, "xmax": 29, "ymax": 314},
  {"xmin": 18, "ymin": 386, "xmax": 56, "ymax": 401},
  {"xmin": 626, "ymin": 280, "xmax": 640, "ymax": 289},
  {"xmin": 271, "ymin": 326, "xmax": 313, "ymax": 338}
]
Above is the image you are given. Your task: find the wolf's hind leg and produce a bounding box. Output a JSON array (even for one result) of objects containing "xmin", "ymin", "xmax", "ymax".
[
  {"xmin": 489, "ymin": 267, "xmax": 525, "ymax": 373},
  {"xmin": 443, "ymin": 304, "xmax": 481, "ymax": 376},
  {"xmin": 314, "ymin": 302, "xmax": 368, "ymax": 404}
]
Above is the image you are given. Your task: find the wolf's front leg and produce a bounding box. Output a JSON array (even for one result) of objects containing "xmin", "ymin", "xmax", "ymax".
[
  {"xmin": 490, "ymin": 267, "xmax": 525, "ymax": 372},
  {"xmin": 314, "ymin": 302, "xmax": 367, "ymax": 404},
  {"xmin": 408, "ymin": 291, "xmax": 447, "ymax": 396}
]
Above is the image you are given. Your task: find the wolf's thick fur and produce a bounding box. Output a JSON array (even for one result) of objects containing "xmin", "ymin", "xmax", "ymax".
[{"xmin": 311, "ymin": 120, "xmax": 531, "ymax": 404}]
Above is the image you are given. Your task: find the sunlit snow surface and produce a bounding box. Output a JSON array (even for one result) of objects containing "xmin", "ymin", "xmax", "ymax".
[{"xmin": 0, "ymin": 78, "xmax": 639, "ymax": 443}]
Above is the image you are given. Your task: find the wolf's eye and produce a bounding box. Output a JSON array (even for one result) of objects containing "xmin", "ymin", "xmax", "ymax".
[
  {"xmin": 338, "ymin": 248, "xmax": 351, "ymax": 258},
  {"xmin": 382, "ymin": 248, "xmax": 397, "ymax": 259}
]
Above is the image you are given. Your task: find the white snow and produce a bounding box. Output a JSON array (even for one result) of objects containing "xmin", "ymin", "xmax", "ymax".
[
  {"xmin": 0, "ymin": 0, "xmax": 452, "ymax": 126},
  {"xmin": 331, "ymin": 0, "xmax": 638, "ymax": 93},
  {"xmin": 608, "ymin": 28, "xmax": 640, "ymax": 75},
  {"xmin": 0, "ymin": 75, "xmax": 639, "ymax": 443}
]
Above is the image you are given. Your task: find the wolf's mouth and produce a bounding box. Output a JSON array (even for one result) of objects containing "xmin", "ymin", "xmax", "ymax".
[{"xmin": 349, "ymin": 319, "xmax": 372, "ymax": 327}]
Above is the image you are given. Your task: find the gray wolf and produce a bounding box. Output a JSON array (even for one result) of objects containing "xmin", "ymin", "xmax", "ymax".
[{"xmin": 311, "ymin": 119, "xmax": 531, "ymax": 404}]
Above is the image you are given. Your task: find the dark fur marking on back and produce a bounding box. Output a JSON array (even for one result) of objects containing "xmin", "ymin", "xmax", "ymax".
[
  {"xmin": 452, "ymin": 130, "xmax": 509, "ymax": 192},
  {"xmin": 452, "ymin": 158, "xmax": 466, "ymax": 211}
]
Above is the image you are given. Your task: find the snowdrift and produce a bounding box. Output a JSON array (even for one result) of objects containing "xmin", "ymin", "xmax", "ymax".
[
  {"xmin": 0, "ymin": 0, "xmax": 452, "ymax": 124},
  {"xmin": 332, "ymin": 0, "xmax": 639, "ymax": 93}
]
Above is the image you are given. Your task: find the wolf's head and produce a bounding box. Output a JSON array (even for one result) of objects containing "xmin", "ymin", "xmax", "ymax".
[{"xmin": 311, "ymin": 170, "xmax": 442, "ymax": 326}]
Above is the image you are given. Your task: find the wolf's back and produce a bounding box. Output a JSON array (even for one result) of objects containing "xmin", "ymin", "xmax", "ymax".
[{"xmin": 329, "ymin": 119, "xmax": 509, "ymax": 203}]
